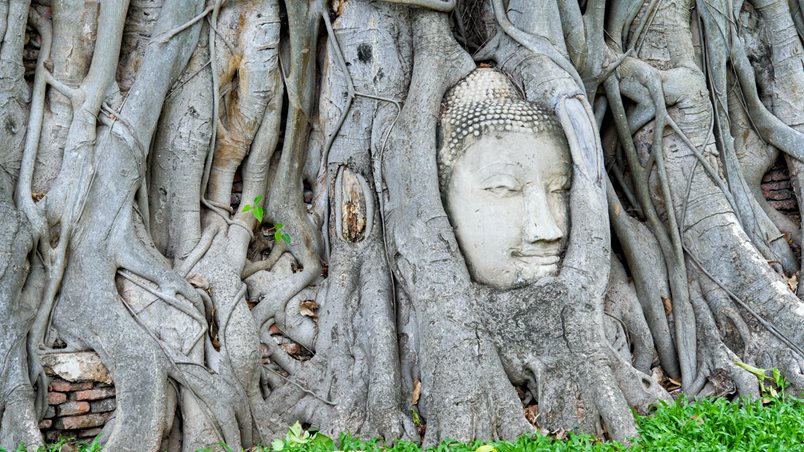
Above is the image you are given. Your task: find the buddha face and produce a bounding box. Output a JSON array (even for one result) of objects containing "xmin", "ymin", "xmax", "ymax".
[{"xmin": 445, "ymin": 131, "xmax": 571, "ymax": 289}]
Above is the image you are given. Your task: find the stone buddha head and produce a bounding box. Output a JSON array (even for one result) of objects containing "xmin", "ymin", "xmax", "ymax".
[{"xmin": 438, "ymin": 69, "xmax": 571, "ymax": 290}]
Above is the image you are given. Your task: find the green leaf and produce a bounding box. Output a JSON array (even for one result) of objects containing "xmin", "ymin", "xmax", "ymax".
[
  {"xmin": 271, "ymin": 439, "xmax": 284, "ymax": 451},
  {"xmin": 275, "ymin": 223, "xmax": 283, "ymax": 230},
  {"xmin": 289, "ymin": 421, "xmax": 303, "ymax": 438},
  {"xmin": 310, "ymin": 432, "xmax": 334, "ymax": 449},
  {"xmin": 281, "ymin": 233, "xmax": 291, "ymax": 245},
  {"xmin": 410, "ymin": 407, "xmax": 422, "ymax": 426},
  {"xmin": 254, "ymin": 195, "xmax": 264, "ymax": 204},
  {"xmin": 254, "ymin": 207, "xmax": 264, "ymax": 223},
  {"xmin": 242, "ymin": 204, "xmax": 252, "ymax": 213}
]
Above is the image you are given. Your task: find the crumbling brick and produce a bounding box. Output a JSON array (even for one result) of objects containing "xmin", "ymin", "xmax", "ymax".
[
  {"xmin": 47, "ymin": 392, "xmax": 67, "ymax": 405},
  {"xmin": 58, "ymin": 401, "xmax": 90, "ymax": 416},
  {"xmin": 54, "ymin": 412, "xmax": 113, "ymax": 430},
  {"xmin": 72, "ymin": 387, "xmax": 116, "ymax": 401},
  {"xmin": 49, "ymin": 379, "xmax": 92, "ymax": 392}
]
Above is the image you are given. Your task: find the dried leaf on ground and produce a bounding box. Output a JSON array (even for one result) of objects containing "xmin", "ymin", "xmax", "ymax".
[
  {"xmin": 786, "ymin": 273, "xmax": 798, "ymax": 292},
  {"xmin": 280, "ymin": 342, "xmax": 301, "ymax": 356},
  {"xmin": 300, "ymin": 299, "xmax": 319, "ymax": 318},
  {"xmin": 524, "ymin": 405, "xmax": 539, "ymax": 426},
  {"xmin": 186, "ymin": 273, "xmax": 209, "ymax": 290}
]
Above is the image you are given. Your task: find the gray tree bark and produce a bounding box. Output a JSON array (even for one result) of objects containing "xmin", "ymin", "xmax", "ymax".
[{"xmin": 1, "ymin": 0, "xmax": 802, "ymax": 449}]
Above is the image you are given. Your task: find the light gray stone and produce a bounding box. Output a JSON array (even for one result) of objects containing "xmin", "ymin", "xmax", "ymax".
[{"xmin": 41, "ymin": 352, "xmax": 112, "ymax": 385}]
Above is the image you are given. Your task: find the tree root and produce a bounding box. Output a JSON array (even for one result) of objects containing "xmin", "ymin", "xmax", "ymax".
[{"xmin": 486, "ymin": 277, "xmax": 669, "ymax": 444}]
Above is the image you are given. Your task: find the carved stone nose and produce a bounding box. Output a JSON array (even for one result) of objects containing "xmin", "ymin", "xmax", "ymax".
[{"xmin": 523, "ymin": 186, "xmax": 563, "ymax": 243}]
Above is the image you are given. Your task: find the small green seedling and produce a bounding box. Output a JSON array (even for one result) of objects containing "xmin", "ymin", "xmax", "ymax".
[
  {"xmin": 271, "ymin": 421, "xmax": 332, "ymax": 451},
  {"xmin": 273, "ymin": 223, "xmax": 291, "ymax": 245},
  {"xmin": 734, "ymin": 360, "xmax": 789, "ymax": 397},
  {"xmin": 241, "ymin": 195, "xmax": 265, "ymax": 223},
  {"xmin": 241, "ymin": 196, "xmax": 292, "ymax": 245}
]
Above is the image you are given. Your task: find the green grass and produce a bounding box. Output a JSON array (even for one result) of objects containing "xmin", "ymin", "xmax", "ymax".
[
  {"xmin": 23, "ymin": 394, "xmax": 804, "ymax": 452},
  {"xmin": 256, "ymin": 395, "xmax": 804, "ymax": 452},
  {"xmin": 633, "ymin": 394, "xmax": 803, "ymax": 451}
]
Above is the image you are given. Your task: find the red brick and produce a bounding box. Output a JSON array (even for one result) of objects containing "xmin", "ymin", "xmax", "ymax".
[
  {"xmin": 58, "ymin": 401, "xmax": 90, "ymax": 416},
  {"xmin": 762, "ymin": 169, "xmax": 788, "ymax": 182},
  {"xmin": 49, "ymin": 378, "xmax": 92, "ymax": 392},
  {"xmin": 54, "ymin": 412, "xmax": 113, "ymax": 430},
  {"xmin": 48, "ymin": 392, "xmax": 67, "ymax": 405},
  {"xmin": 761, "ymin": 181, "xmax": 791, "ymax": 191},
  {"xmin": 765, "ymin": 190, "xmax": 794, "ymax": 201},
  {"xmin": 48, "ymin": 378, "xmax": 71, "ymax": 392},
  {"xmin": 72, "ymin": 387, "xmax": 115, "ymax": 401},
  {"xmin": 38, "ymin": 419, "xmax": 52, "ymax": 429},
  {"xmin": 770, "ymin": 199, "xmax": 798, "ymax": 210}
]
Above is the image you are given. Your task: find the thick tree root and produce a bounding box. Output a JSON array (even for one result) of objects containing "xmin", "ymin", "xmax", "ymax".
[{"xmin": 485, "ymin": 278, "xmax": 670, "ymax": 444}]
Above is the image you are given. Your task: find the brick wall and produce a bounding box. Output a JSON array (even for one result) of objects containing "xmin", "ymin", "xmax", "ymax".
[
  {"xmin": 761, "ymin": 159, "xmax": 801, "ymax": 225},
  {"xmin": 40, "ymin": 352, "xmax": 116, "ymax": 445}
]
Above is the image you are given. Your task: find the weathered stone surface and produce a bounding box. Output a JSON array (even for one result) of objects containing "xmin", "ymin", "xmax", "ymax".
[
  {"xmin": 38, "ymin": 419, "xmax": 52, "ymax": 429},
  {"xmin": 42, "ymin": 352, "xmax": 112, "ymax": 384},
  {"xmin": 54, "ymin": 412, "xmax": 113, "ymax": 430},
  {"xmin": 47, "ymin": 392, "xmax": 67, "ymax": 405},
  {"xmin": 439, "ymin": 69, "xmax": 571, "ymax": 290},
  {"xmin": 57, "ymin": 401, "xmax": 90, "ymax": 416},
  {"xmin": 73, "ymin": 387, "xmax": 116, "ymax": 401},
  {"xmin": 89, "ymin": 397, "xmax": 116, "ymax": 413}
]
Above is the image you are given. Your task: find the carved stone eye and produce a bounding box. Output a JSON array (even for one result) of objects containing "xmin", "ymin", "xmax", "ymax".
[{"xmin": 483, "ymin": 176, "xmax": 520, "ymax": 196}]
